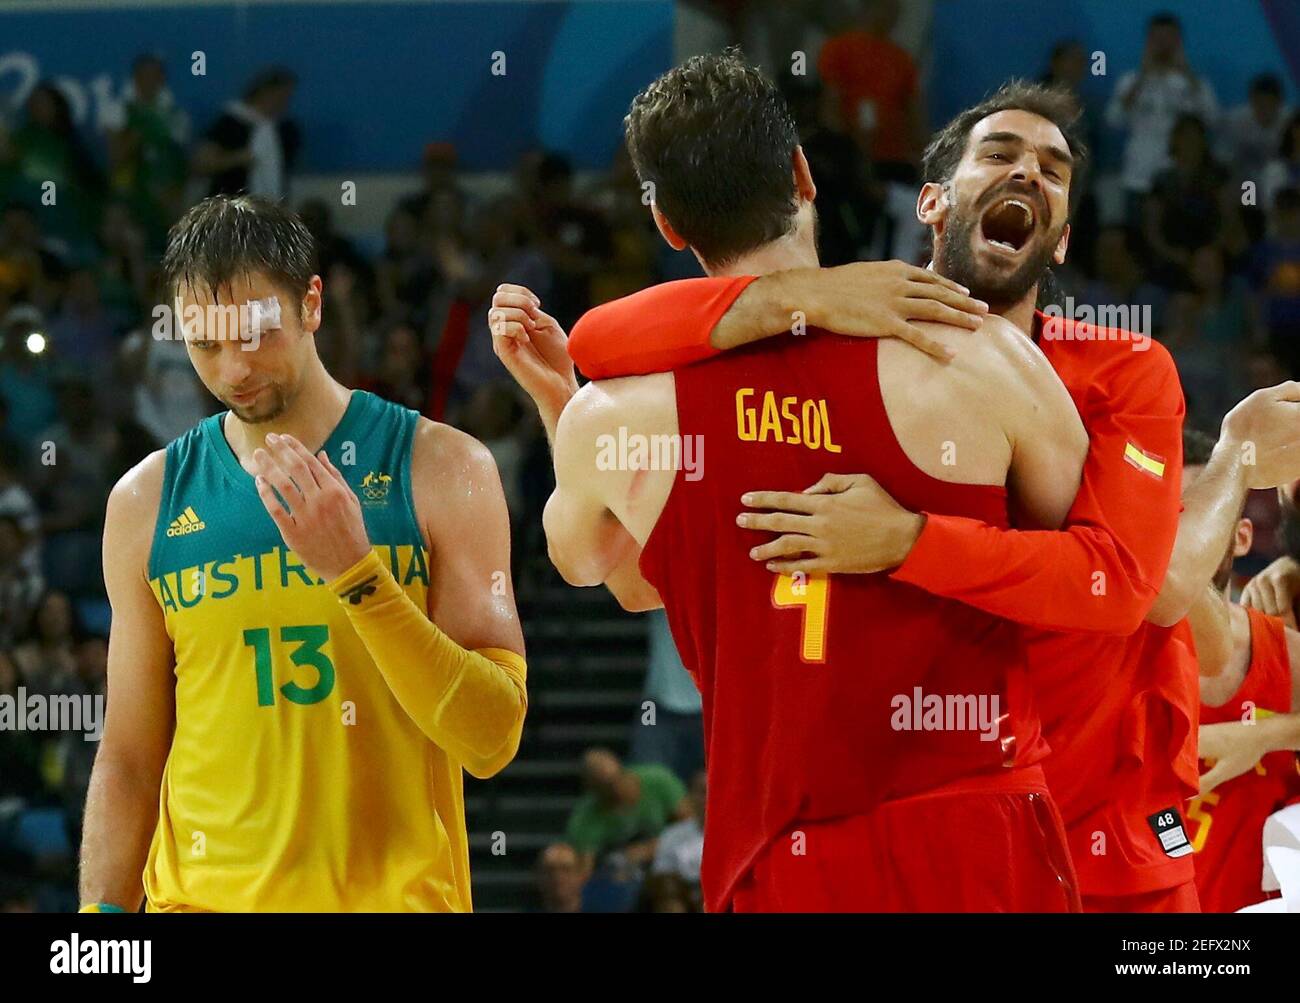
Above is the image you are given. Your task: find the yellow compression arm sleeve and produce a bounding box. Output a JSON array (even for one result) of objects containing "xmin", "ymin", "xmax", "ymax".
[{"xmin": 329, "ymin": 550, "xmax": 528, "ymax": 778}]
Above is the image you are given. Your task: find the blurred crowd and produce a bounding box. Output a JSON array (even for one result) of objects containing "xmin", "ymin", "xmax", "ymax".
[{"xmin": 1, "ymin": 1, "xmax": 1298, "ymax": 911}]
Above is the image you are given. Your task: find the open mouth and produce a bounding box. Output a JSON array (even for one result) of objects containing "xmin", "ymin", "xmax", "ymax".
[{"xmin": 979, "ymin": 197, "xmax": 1036, "ymax": 254}]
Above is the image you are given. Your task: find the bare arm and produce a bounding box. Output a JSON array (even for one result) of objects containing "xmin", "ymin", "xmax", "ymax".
[
  {"xmin": 412, "ymin": 422, "xmax": 528, "ymax": 777},
  {"xmin": 80, "ymin": 453, "xmax": 176, "ymax": 911},
  {"xmin": 1188, "ymin": 586, "xmax": 1249, "ymax": 707},
  {"xmin": 543, "ymin": 386, "xmax": 641, "ymax": 589},
  {"xmin": 1148, "ymin": 383, "xmax": 1300, "ymax": 626},
  {"xmin": 998, "ymin": 329, "xmax": 1089, "ymax": 530},
  {"xmin": 419, "ymin": 422, "xmax": 526, "ymax": 656},
  {"xmin": 490, "ymin": 288, "xmax": 663, "ymax": 611},
  {"xmin": 1147, "ymin": 445, "xmax": 1249, "ymax": 625}
]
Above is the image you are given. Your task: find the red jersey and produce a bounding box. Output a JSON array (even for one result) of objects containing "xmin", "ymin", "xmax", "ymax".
[
  {"xmin": 1190, "ymin": 606, "xmax": 1300, "ymax": 912},
  {"xmin": 638, "ymin": 333, "xmax": 1049, "ymax": 912},
  {"xmin": 570, "ymin": 281, "xmax": 1193, "ymax": 897}
]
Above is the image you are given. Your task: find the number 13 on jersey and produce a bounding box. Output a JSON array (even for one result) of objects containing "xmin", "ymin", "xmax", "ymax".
[{"xmin": 772, "ymin": 572, "xmax": 831, "ymax": 663}]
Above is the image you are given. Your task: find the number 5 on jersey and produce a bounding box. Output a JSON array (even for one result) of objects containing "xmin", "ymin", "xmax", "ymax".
[{"xmin": 772, "ymin": 572, "xmax": 830, "ymax": 663}]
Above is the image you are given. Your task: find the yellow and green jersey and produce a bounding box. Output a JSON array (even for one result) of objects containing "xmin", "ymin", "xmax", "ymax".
[{"xmin": 143, "ymin": 390, "xmax": 472, "ymax": 912}]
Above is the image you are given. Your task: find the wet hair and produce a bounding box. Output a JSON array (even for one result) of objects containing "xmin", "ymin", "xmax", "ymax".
[
  {"xmin": 161, "ymin": 194, "xmax": 317, "ymax": 301},
  {"xmin": 624, "ymin": 49, "xmax": 800, "ymax": 268}
]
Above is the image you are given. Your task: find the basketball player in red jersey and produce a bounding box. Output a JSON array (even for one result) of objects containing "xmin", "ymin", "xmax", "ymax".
[
  {"xmin": 1180, "ymin": 430, "xmax": 1300, "ymax": 912},
  {"xmin": 554, "ymin": 79, "xmax": 1300, "ymax": 911},
  {"xmin": 492, "ymin": 53, "xmax": 1092, "ymax": 912}
]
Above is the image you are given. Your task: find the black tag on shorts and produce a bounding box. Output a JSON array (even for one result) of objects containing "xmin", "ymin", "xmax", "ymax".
[{"xmin": 1147, "ymin": 807, "xmax": 1192, "ymax": 857}]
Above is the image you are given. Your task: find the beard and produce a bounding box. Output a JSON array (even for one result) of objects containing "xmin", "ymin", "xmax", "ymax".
[
  {"xmin": 936, "ymin": 194, "xmax": 1064, "ymax": 312},
  {"xmin": 223, "ymin": 383, "xmax": 290, "ymax": 424}
]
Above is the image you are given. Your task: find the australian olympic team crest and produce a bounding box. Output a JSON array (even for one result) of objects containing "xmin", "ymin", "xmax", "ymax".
[{"xmin": 359, "ymin": 470, "xmax": 393, "ymax": 507}]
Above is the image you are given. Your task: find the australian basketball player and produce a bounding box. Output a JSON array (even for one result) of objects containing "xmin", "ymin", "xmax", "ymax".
[{"xmin": 78, "ymin": 195, "xmax": 527, "ymax": 912}]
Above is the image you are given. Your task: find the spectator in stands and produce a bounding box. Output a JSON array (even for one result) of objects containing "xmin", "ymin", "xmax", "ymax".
[
  {"xmin": 299, "ymin": 198, "xmax": 370, "ymax": 292},
  {"xmin": 534, "ymin": 842, "xmax": 586, "ymax": 913},
  {"xmin": 1106, "ymin": 12, "xmax": 1218, "ymax": 210},
  {"xmin": 102, "ymin": 53, "xmax": 190, "ymax": 248},
  {"xmin": 10, "ymin": 590, "xmax": 79, "ymax": 699},
  {"xmin": 399, "ymin": 142, "xmax": 465, "ymax": 223},
  {"xmin": 517, "ymin": 153, "xmax": 610, "ymax": 328},
  {"xmin": 119, "ymin": 282, "xmax": 213, "ymax": 449},
  {"xmin": 443, "ymin": 196, "xmax": 551, "ymax": 409},
  {"xmin": 93, "ymin": 202, "xmax": 150, "ymax": 336},
  {"xmin": 782, "ymin": 75, "xmax": 881, "ymax": 266},
  {"xmin": 315, "ymin": 262, "xmax": 365, "ymax": 390},
  {"xmin": 51, "ymin": 632, "xmax": 107, "ymax": 824},
  {"xmin": 0, "ymin": 648, "xmax": 47, "ymax": 825},
  {"xmin": 1252, "ymin": 186, "xmax": 1300, "ymax": 374},
  {"xmin": 1077, "ymin": 226, "xmax": 1168, "ymax": 333},
  {"xmin": 1220, "ymin": 73, "xmax": 1290, "ymax": 190},
  {"xmin": 647, "ymin": 770, "xmax": 705, "ymax": 912},
  {"xmin": 360, "ymin": 321, "xmax": 430, "ymax": 415},
  {"xmin": 0, "ymin": 445, "xmax": 41, "ymax": 571},
  {"xmin": 0, "ymin": 515, "xmax": 42, "ymax": 647},
  {"xmin": 1142, "ymin": 114, "xmax": 1244, "ymax": 287},
  {"xmin": 817, "ymin": 0, "xmax": 921, "ymax": 180},
  {"xmin": 587, "ymin": 147, "xmax": 662, "ymax": 302},
  {"xmin": 47, "ymin": 268, "xmax": 119, "ymax": 372},
  {"xmin": 1263, "ymin": 112, "xmax": 1300, "ymax": 212},
  {"xmin": 1041, "ymin": 39, "xmax": 1104, "ymax": 157},
  {"xmin": 564, "ymin": 747, "xmax": 689, "ymax": 876},
  {"xmin": 0, "ymin": 203, "xmax": 62, "ymax": 312},
  {"xmin": 32, "ymin": 379, "xmax": 117, "ymax": 597},
  {"xmin": 0, "ymin": 83, "xmax": 103, "ymax": 250},
  {"xmin": 193, "ymin": 67, "xmax": 300, "ymax": 200},
  {"xmin": 1164, "ymin": 243, "xmax": 1255, "ymax": 427},
  {"xmin": 375, "ymin": 204, "xmax": 438, "ymax": 327}
]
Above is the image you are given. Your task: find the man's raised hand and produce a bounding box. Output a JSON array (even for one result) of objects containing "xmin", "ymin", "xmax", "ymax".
[
  {"xmin": 489, "ymin": 283, "xmax": 579, "ymax": 420},
  {"xmin": 253, "ymin": 432, "xmax": 372, "ymax": 582}
]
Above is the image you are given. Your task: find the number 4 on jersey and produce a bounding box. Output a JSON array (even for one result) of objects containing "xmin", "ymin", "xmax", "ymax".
[{"xmin": 772, "ymin": 572, "xmax": 830, "ymax": 663}]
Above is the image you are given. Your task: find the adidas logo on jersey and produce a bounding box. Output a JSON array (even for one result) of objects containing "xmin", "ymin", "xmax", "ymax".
[{"xmin": 166, "ymin": 506, "xmax": 207, "ymax": 537}]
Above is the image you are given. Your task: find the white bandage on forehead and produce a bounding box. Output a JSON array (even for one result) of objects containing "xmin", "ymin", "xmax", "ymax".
[{"xmin": 246, "ymin": 295, "xmax": 282, "ymax": 334}]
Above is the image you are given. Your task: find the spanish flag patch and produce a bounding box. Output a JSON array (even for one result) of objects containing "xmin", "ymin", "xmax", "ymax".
[{"xmin": 1124, "ymin": 441, "xmax": 1166, "ymax": 479}]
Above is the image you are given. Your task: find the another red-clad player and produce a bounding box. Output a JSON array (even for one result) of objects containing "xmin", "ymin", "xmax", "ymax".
[
  {"xmin": 492, "ymin": 54, "xmax": 1092, "ymax": 912},
  {"xmin": 560, "ymin": 81, "xmax": 1300, "ymax": 911},
  {"xmin": 1182, "ymin": 430, "xmax": 1300, "ymax": 912}
]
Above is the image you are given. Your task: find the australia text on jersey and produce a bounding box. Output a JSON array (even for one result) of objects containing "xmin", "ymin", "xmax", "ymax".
[{"xmin": 152, "ymin": 542, "xmax": 428, "ymax": 612}]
